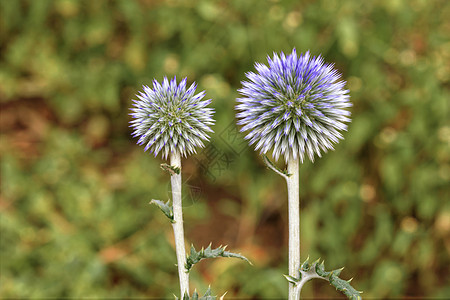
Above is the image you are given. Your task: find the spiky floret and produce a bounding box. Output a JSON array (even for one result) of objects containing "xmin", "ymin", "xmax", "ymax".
[
  {"xmin": 130, "ymin": 77, "xmax": 215, "ymax": 158},
  {"xmin": 236, "ymin": 49, "xmax": 351, "ymax": 162}
]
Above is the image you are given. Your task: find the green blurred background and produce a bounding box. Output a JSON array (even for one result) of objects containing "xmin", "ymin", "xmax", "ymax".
[{"xmin": 1, "ymin": 0, "xmax": 449, "ymax": 298}]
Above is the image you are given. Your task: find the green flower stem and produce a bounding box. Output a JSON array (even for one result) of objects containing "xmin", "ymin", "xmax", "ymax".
[
  {"xmin": 287, "ymin": 156, "xmax": 300, "ymax": 300},
  {"xmin": 170, "ymin": 151, "xmax": 189, "ymax": 297}
]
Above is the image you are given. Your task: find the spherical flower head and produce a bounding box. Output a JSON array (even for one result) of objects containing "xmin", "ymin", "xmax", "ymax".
[
  {"xmin": 130, "ymin": 77, "xmax": 215, "ymax": 158},
  {"xmin": 236, "ymin": 49, "xmax": 351, "ymax": 162}
]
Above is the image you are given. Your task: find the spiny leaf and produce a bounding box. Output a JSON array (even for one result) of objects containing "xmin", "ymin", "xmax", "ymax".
[
  {"xmin": 329, "ymin": 274, "xmax": 362, "ymax": 300},
  {"xmin": 301, "ymin": 256, "xmax": 310, "ymax": 271},
  {"xmin": 185, "ymin": 244, "xmax": 251, "ymax": 272},
  {"xmin": 199, "ymin": 287, "xmax": 219, "ymax": 300},
  {"xmin": 332, "ymin": 267, "xmax": 345, "ymax": 277},
  {"xmin": 288, "ymin": 258, "xmax": 362, "ymax": 300},
  {"xmin": 315, "ymin": 260, "xmax": 331, "ymax": 277},
  {"xmin": 160, "ymin": 163, "xmax": 181, "ymax": 175},
  {"xmin": 178, "ymin": 287, "xmax": 219, "ymax": 300},
  {"xmin": 150, "ymin": 199, "xmax": 174, "ymax": 223},
  {"xmin": 316, "ymin": 259, "xmax": 361, "ymax": 300},
  {"xmin": 203, "ymin": 287, "xmax": 212, "ymax": 297},
  {"xmin": 262, "ymin": 155, "xmax": 291, "ymax": 178},
  {"xmin": 284, "ymin": 274, "xmax": 300, "ymax": 284}
]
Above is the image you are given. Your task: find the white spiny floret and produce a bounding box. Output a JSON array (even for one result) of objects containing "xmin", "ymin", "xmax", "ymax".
[
  {"xmin": 236, "ymin": 49, "xmax": 352, "ymax": 162},
  {"xmin": 130, "ymin": 77, "xmax": 214, "ymax": 158}
]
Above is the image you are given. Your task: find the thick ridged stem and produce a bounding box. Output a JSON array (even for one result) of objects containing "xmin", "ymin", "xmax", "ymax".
[
  {"xmin": 170, "ymin": 151, "xmax": 189, "ymax": 297},
  {"xmin": 286, "ymin": 156, "xmax": 300, "ymax": 300}
]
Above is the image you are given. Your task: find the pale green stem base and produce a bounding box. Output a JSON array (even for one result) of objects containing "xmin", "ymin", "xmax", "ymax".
[
  {"xmin": 170, "ymin": 151, "xmax": 189, "ymax": 297},
  {"xmin": 287, "ymin": 156, "xmax": 300, "ymax": 300}
]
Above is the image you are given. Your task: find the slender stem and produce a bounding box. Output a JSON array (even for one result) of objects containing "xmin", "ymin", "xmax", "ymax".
[
  {"xmin": 170, "ymin": 151, "xmax": 189, "ymax": 297},
  {"xmin": 286, "ymin": 156, "xmax": 300, "ymax": 300}
]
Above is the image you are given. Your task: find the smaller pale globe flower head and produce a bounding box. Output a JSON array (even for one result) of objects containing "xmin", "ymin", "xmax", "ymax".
[
  {"xmin": 236, "ymin": 49, "xmax": 351, "ymax": 162},
  {"xmin": 130, "ymin": 77, "xmax": 214, "ymax": 158}
]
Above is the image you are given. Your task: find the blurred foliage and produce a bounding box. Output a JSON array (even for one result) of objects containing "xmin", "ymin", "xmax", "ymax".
[{"xmin": 1, "ymin": 0, "xmax": 449, "ymax": 298}]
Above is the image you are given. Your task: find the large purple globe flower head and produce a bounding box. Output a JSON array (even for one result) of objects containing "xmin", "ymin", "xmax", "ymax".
[
  {"xmin": 236, "ymin": 49, "xmax": 351, "ymax": 162},
  {"xmin": 130, "ymin": 76, "xmax": 215, "ymax": 158}
]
